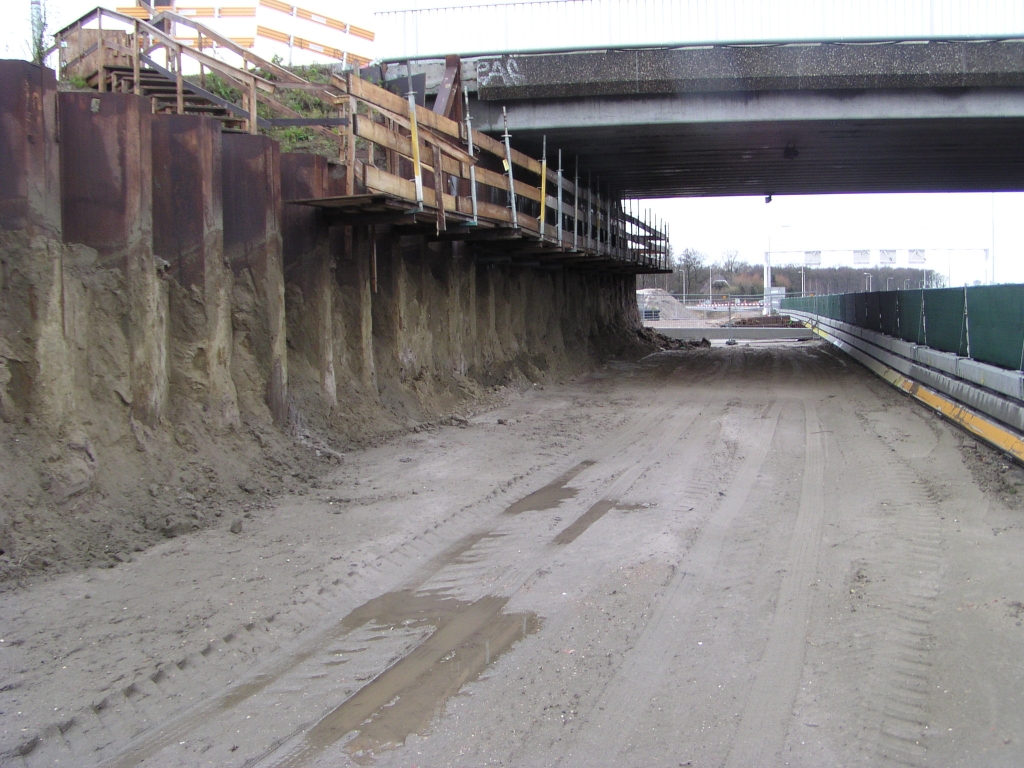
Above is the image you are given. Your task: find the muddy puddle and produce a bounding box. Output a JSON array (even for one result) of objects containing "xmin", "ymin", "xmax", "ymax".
[
  {"xmin": 503, "ymin": 460, "xmax": 595, "ymax": 515},
  {"xmin": 553, "ymin": 499, "xmax": 616, "ymax": 545},
  {"xmin": 272, "ymin": 590, "xmax": 540, "ymax": 766},
  {"xmin": 552, "ymin": 500, "xmax": 656, "ymax": 545}
]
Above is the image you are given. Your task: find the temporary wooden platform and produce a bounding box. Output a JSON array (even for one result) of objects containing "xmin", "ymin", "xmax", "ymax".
[
  {"xmin": 299, "ymin": 72, "xmax": 672, "ymax": 275},
  {"xmin": 293, "ymin": 193, "xmax": 668, "ymax": 274}
]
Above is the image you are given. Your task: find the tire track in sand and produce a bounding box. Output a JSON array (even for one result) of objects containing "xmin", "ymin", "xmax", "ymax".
[
  {"xmin": 723, "ymin": 400, "xmax": 826, "ymax": 767},
  {"xmin": 558, "ymin": 400, "xmax": 783, "ymax": 767}
]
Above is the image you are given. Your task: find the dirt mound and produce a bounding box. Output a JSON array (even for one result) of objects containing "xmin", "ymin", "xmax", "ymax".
[{"xmin": 636, "ymin": 288, "xmax": 707, "ymax": 323}]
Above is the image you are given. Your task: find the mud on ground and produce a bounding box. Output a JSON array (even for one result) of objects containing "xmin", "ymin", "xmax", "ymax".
[
  {"xmin": 0, "ymin": 323, "xmax": 674, "ymax": 585},
  {"xmin": 4, "ymin": 340, "xmax": 1023, "ymax": 768}
]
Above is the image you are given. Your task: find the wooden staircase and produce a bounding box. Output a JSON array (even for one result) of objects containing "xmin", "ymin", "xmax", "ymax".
[
  {"xmin": 52, "ymin": 7, "xmax": 350, "ymax": 142},
  {"xmin": 94, "ymin": 64, "xmax": 246, "ymax": 130}
]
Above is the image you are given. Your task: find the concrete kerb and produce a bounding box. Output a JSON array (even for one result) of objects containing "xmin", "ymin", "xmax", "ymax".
[{"xmin": 792, "ymin": 310, "xmax": 1024, "ymax": 464}]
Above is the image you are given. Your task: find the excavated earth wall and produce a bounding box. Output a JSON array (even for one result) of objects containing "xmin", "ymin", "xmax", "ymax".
[{"xmin": 0, "ymin": 60, "xmax": 649, "ymax": 579}]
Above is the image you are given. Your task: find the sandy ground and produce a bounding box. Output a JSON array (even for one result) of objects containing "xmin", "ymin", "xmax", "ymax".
[{"xmin": 3, "ymin": 340, "xmax": 1024, "ymax": 768}]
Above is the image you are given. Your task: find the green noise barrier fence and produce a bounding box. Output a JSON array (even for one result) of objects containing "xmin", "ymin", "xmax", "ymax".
[{"xmin": 781, "ymin": 285, "xmax": 1024, "ymax": 372}]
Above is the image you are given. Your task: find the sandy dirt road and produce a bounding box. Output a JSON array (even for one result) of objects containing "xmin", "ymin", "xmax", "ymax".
[{"xmin": 4, "ymin": 340, "xmax": 1024, "ymax": 767}]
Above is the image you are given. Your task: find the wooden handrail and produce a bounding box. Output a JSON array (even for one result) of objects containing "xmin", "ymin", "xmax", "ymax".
[{"xmin": 52, "ymin": 5, "xmax": 353, "ymax": 140}]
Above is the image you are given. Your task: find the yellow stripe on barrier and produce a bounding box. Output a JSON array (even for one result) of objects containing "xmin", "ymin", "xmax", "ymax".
[{"xmin": 806, "ymin": 322, "xmax": 1024, "ymax": 463}]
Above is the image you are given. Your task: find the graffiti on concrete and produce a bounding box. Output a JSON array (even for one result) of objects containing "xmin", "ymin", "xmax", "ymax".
[{"xmin": 477, "ymin": 57, "xmax": 524, "ymax": 88}]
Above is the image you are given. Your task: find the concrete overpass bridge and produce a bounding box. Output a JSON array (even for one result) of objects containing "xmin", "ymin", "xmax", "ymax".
[{"xmin": 382, "ymin": 38, "xmax": 1024, "ymax": 198}]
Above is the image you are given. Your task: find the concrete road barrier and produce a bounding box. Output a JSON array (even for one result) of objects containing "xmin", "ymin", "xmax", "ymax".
[{"xmin": 789, "ymin": 311, "xmax": 1024, "ymax": 463}]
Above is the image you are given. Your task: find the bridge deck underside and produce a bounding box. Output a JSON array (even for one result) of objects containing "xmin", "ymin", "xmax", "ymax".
[{"xmin": 507, "ymin": 116, "xmax": 1024, "ymax": 199}]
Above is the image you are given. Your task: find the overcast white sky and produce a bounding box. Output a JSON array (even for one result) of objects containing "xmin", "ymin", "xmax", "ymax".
[
  {"xmin": 647, "ymin": 192, "xmax": 1024, "ymax": 287},
  {"xmin": 4, "ymin": 0, "xmax": 1022, "ymax": 287}
]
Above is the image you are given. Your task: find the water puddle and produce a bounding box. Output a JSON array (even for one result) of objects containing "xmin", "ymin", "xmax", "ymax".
[
  {"xmin": 503, "ymin": 460, "xmax": 595, "ymax": 515},
  {"xmin": 553, "ymin": 498, "xmax": 616, "ymax": 545},
  {"xmin": 617, "ymin": 501, "xmax": 657, "ymax": 513},
  {"xmin": 273, "ymin": 590, "xmax": 540, "ymax": 766},
  {"xmin": 553, "ymin": 500, "xmax": 659, "ymax": 545},
  {"xmin": 425, "ymin": 530, "xmax": 506, "ymax": 570}
]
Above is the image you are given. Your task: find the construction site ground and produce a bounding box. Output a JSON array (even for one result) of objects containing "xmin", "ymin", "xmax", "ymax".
[{"xmin": 4, "ymin": 340, "xmax": 1024, "ymax": 767}]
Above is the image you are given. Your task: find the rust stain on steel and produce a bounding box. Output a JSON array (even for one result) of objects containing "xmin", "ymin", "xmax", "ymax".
[
  {"xmin": 222, "ymin": 133, "xmax": 280, "ymax": 280},
  {"xmin": 0, "ymin": 61, "xmax": 60, "ymax": 237},
  {"xmin": 280, "ymin": 151, "xmax": 327, "ymax": 300},
  {"xmin": 59, "ymin": 91, "xmax": 152, "ymax": 265},
  {"xmin": 221, "ymin": 133, "xmax": 286, "ymax": 424},
  {"xmin": 151, "ymin": 114, "xmax": 222, "ymax": 290}
]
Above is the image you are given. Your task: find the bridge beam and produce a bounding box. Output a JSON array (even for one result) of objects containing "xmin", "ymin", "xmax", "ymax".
[
  {"xmin": 389, "ymin": 39, "xmax": 1024, "ymax": 198},
  {"xmin": 469, "ymin": 88, "xmax": 1024, "ymax": 197}
]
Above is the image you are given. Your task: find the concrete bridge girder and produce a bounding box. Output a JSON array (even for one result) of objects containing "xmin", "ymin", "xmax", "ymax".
[
  {"xmin": 469, "ymin": 88, "xmax": 1024, "ymax": 197},
  {"xmin": 388, "ymin": 39, "xmax": 1024, "ymax": 198}
]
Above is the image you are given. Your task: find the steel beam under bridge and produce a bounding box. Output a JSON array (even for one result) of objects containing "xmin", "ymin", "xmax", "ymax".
[{"xmin": 386, "ymin": 39, "xmax": 1024, "ymax": 198}]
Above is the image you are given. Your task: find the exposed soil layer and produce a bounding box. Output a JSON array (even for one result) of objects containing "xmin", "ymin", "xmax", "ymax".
[
  {"xmin": 0, "ymin": 224, "xmax": 655, "ymax": 583},
  {"xmin": 3, "ymin": 340, "xmax": 1023, "ymax": 768}
]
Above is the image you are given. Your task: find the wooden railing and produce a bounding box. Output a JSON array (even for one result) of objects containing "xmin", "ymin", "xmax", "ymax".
[
  {"xmin": 334, "ymin": 74, "xmax": 670, "ymax": 270},
  {"xmin": 51, "ymin": 6, "xmax": 351, "ymax": 141}
]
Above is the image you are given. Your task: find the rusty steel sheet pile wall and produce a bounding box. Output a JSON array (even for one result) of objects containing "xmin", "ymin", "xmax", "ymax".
[
  {"xmin": 281, "ymin": 152, "xmax": 338, "ymax": 410},
  {"xmin": 0, "ymin": 58, "xmax": 653, "ymax": 594},
  {"xmin": 60, "ymin": 90, "xmax": 169, "ymax": 428},
  {"xmin": 151, "ymin": 114, "xmax": 239, "ymax": 427},
  {"xmin": 0, "ymin": 61, "xmax": 60, "ymax": 238},
  {"xmin": 222, "ymin": 133, "xmax": 288, "ymax": 425},
  {"xmin": 0, "ymin": 61, "xmax": 68, "ymax": 434},
  {"xmin": 1, "ymin": 58, "xmax": 650, "ymax": 493}
]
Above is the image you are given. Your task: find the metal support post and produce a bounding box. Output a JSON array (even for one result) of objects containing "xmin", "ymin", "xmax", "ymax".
[
  {"xmin": 573, "ymin": 158, "xmax": 579, "ymax": 250},
  {"xmin": 556, "ymin": 149, "xmax": 563, "ymax": 247},
  {"xmin": 502, "ymin": 107, "xmax": 518, "ymax": 228},
  {"xmin": 607, "ymin": 194, "xmax": 613, "ymax": 257},
  {"xmin": 177, "ymin": 47, "xmax": 185, "ymax": 114},
  {"xmin": 408, "ymin": 63, "xmax": 424, "ymax": 209},
  {"xmin": 539, "ymin": 136, "xmax": 547, "ymax": 238},
  {"xmin": 133, "ymin": 21, "xmax": 141, "ymax": 95},
  {"xmin": 463, "ymin": 86, "xmax": 478, "ymax": 224},
  {"xmin": 248, "ymin": 71, "xmax": 257, "ymax": 133},
  {"xmin": 587, "ymin": 172, "xmax": 593, "ymax": 252}
]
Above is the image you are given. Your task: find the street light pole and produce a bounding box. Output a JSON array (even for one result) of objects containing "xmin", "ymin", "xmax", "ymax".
[{"xmin": 864, "ymin": 272, "xmax": 872, "ymax": 292}]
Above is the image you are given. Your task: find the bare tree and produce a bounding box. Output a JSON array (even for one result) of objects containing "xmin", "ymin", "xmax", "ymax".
[
  {"xmin": 677, "ymin": 248, "xmax": 707, "ymax": 296},
  {"xmin": 719, "ymin": 249, "xmax": 742, "ymax": 276}
]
